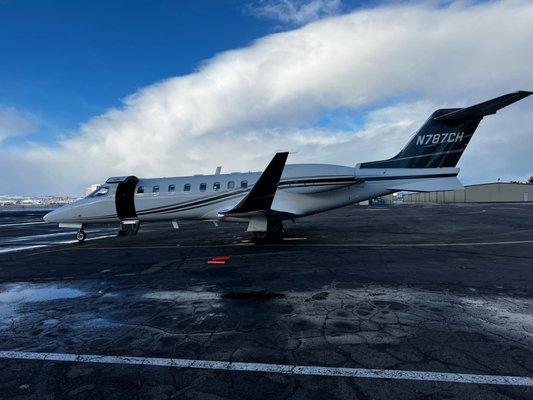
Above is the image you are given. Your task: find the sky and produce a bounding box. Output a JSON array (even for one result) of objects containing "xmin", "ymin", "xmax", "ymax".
[{"xmin": 0, "ymin": 0, "xmax": 532, "ymax": 196}]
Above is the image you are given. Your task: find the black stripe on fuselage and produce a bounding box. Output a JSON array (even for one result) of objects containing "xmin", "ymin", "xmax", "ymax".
[
  {"xmin": 134, "ymin": 173, "xmax": 456, "ymax": 217},
  {"xmin": 138, "ymin": 175, "xmax": 355, "ymax": 211},
  {"xmin": 279, "ymin": 180, "xmax": 358, "ymax": 189},
  {"xmin": 279, "ymin": 176, "xmax": 356, "ymax": 186},
  {"xmin": 136, "ymin": 176, "xmax": 355, "ymax": 216},
  {"xmin": 149, "ymin": 192, "xmax": 248, "ymax": 216},
  {"xmin": 136, "ymin": 190, "xmax": 248, "ymax": 216}
]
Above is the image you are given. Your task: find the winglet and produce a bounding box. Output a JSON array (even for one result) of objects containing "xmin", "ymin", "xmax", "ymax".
[
  {"xmin": 224, "ymin": 152, "xmax": 289, "ymax": 214},
  {"xmin": 434, "ymin": 91, "xmax": 532, "ymax": 122}
]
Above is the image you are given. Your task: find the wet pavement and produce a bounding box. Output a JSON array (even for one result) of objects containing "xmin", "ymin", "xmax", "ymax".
[
  {"xmin": 0, "ymin": 203, "xmax": 532, "ymax": 399},
  {"xmin": 0, "ymin": 209, "xmax": 116, "ymax": 255}
]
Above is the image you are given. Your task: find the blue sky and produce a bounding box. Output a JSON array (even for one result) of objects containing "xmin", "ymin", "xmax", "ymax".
[
  {"xmin": 0, "ymin": 0, "xmax": 373, "ymax": 146},
  {"xmin": 0, "ymin": 0, "xmax": 273, "ymax": 144},
  {"xmin": 0, "ymin": 0, "xmax": 531, "ymax": 196}
]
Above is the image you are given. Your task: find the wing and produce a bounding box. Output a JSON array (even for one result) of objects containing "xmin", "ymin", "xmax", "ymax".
[{"xmin": 221, "ymin": 152, "xmax": 289, "ymax": 216}]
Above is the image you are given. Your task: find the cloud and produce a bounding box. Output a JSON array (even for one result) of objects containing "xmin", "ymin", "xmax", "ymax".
[
  {"xmin": 1, "ymin": 0, "xmax": 533, "ymax": 196},
  {"xmin": 457, "ymin": 102, "xmax": 533, "ymax": 184},
  {"xmin": 0, "ymin": 106, "xmax": 38, "ymax": 143},
  {"xmin": 247, "ymin": 0, "xmax": 342, "ymax": 25}
]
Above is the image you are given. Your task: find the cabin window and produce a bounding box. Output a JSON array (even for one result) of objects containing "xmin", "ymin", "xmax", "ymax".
[
  {"xmin": 200, "ymin": 183, "xmax": 207, "ymax": 191},
  {"xmin": 241, "ymin": 180, "xmax": 248, "ymax": 189},
  {"xmin": 153, "ymin": 186, "xmax": 159, "ymax": 193},
  {"xmin": 213, "ymin": 182, "xmax": 221, "ymax": 191},
  {"xmin": 168, "ymin": 184, "xmax": 175, "ymax": 193},
  {"xmin": 184, "ymin": 183, "xmax": 191, "ymax": 192},
  {"xmin": 137, "ymin": 186, "xmax": 144, "ymax": 194},
  {"xmin": 227, "ymin": 181, "xmax": 235, "ymax": 189},
  {"xmin": 90, "ymin": 186, "xmax": 109, "ymax": 197}
]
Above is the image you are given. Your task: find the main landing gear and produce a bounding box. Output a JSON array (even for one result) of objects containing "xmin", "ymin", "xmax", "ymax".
[
  {"xmin": 76, "ymin": 230, "xmax": 86, "ymax": 242},
  {"xmin": 253, "ymin": 220, "xmax": 284, "ymax": 244}
]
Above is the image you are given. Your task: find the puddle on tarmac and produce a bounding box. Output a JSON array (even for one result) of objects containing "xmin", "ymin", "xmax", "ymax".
[
  {"xmin": 144, "ymin": 291, "xmax": 219, "ymax": 301},
  {"xmin": 0, "ymin": 283, "xmax": 86, "ymax": 323},
  {"xmin": 0, "ymin": 283, "xmax": 85, "ymax": 303},
  {"xmin": 0, "ymin": 304, "xmax": 14, "ymax": 320},
  {"xmin": 144, "ymin": 289, "xmax": 286, "ymax": 302},
  {"xmin": 85, "ymin": 317, "xmax": 123, "ymax": 329}
]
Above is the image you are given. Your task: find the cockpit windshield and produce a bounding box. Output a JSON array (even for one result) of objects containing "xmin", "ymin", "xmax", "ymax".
[{"xmin": 88, "ymin": 186, "xmax": 109, "ymax": 197}]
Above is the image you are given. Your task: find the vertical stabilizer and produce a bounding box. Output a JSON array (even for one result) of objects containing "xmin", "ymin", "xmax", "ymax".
[{"xmin": 361, "ymin": 91, "xmax": 532, "ymax": 168}]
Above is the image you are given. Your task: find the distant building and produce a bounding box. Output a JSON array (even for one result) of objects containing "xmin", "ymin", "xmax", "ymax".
[
  {"xmin": 0, "ymin": 195, "xmax": 77, "ymax": 207},
  {"xmin": 403, "ymin": 182, "xmax": 533, "ymax": 203},
  {"xmin": 85, "ymin": 184, "xmax": 101, "ymax": 196}
]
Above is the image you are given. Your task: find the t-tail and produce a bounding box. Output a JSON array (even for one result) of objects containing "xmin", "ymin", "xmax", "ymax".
[{"xmin": 360, "ymin": 91, "xmax": 532, "ymax": 169}]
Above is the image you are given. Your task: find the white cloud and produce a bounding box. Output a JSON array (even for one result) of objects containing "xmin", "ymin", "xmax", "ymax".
[
  {"xmin": 248, "ymin": 0, "xmax": 342, "ymax": 25},
  {"xmin": 457, "ymin": 102, "xmax": 533, "ymax": 184},
  {"xmin": 1, "ymin": 0, "xmax": 533, "ymax": 195},
  {"xmin": 0, "ymin": 106, "xmax": 37, "ymax": 143}
]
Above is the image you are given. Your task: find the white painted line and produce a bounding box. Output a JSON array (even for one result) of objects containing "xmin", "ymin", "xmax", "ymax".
[
  {"xmin": 72, "ymin": 239, "xmax": 533, "ymax": 251},
  {"xmin": 0, "ymin": 245, "xmax": 48, "ymax": 254},
  {"xmin": 0, "ymin": 351, "xmax": 531, "ymax": 386},
  {"xmin": 0, "ymin": 221, "xmax": 47, "ymax": 228},
  {"xmin": 308, "ymin": 239, "xmax": 533, "ymax": 247},
  {"xmin": 5, "ymin": 231, "xmax": 78, "ymax": 243},
  {"xmin": 0, "ymin": 234, "xmax": 116, "ymax": 254},
  {"xmin": 57, "ymin": 234, "xmax": 117, "ymax": 244}
]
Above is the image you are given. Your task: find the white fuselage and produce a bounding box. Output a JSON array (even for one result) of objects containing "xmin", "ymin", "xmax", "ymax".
[{"xmin": 43, "ymin": 163, "xmax": 460, "ymax": 226}]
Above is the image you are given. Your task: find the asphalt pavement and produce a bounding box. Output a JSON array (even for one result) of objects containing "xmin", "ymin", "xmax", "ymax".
[{"xmin": 0, "ymin": 203, "xmax": 532, "ymax": 399}]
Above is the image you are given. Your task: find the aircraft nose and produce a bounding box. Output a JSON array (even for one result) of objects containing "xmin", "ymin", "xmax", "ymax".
[
  {"xmin": 43, "ymin": 201, "xmax": 85, "ymax": 223},
  {"xmin": 43, "ymin": 208, "xmax": 67, "ymax": 223},
  {"xmin": 43, "ymin": 209, "xmax": 58, "ymax": 223}
]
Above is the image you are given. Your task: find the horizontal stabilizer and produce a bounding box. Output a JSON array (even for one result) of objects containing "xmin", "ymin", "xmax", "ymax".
[
  {"xmin": 387, "ymin": 176, "xmax": 463, "ymax": 192},
  {"xmin": 434, "ymin": 91, "xmax": 532, "ymax": 122},
  {"xmin": 221, "ymin": 152, "xmax": 289, "ymax": 215}
]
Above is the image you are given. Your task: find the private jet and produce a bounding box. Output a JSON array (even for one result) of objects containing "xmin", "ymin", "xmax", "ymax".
[{"xmin": 44, "ymin": 91, "xmax": 532, "ymax": 242}]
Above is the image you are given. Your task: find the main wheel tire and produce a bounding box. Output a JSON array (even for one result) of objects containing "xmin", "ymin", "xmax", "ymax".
[
  {"xmin": 269, "ymin": 220, "xmax": 283, "ymax": 235},
  {"xmin": 76, "ymin": 230, "xmax": 86, "ymax": 242},
  {"xmin": 253, "ymin": 231, "xmax": 268, "ymax": 240},
  {"xmin": 252, "ymin": 220, "xmax": 284, "ymax": 244}
]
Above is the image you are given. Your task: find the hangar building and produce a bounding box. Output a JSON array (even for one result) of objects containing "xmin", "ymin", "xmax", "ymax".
[{"xmin": 403, "ymin": 182, "xmax": 533, "ymax": 203}]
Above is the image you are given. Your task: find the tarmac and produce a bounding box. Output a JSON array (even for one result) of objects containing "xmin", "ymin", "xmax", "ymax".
[{"xmin": 0, "ymin": 203, "xmax": 532, "ymax": 399}]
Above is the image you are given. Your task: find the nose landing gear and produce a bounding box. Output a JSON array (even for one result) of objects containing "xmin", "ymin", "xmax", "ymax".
[{"xmin": 76, "ymin": 230, "xmax": 86, "ymax": 242}]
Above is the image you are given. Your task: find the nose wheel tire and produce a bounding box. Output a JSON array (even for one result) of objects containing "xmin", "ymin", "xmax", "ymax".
[{"xmin": 76, "ymin": 230, "xmax": 86, "ymax": 242}]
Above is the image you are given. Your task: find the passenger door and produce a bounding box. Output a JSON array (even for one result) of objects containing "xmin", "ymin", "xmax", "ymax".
[{"xmin": 115, "ymin": 176, "xmax": 139, "ymax": 220}]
